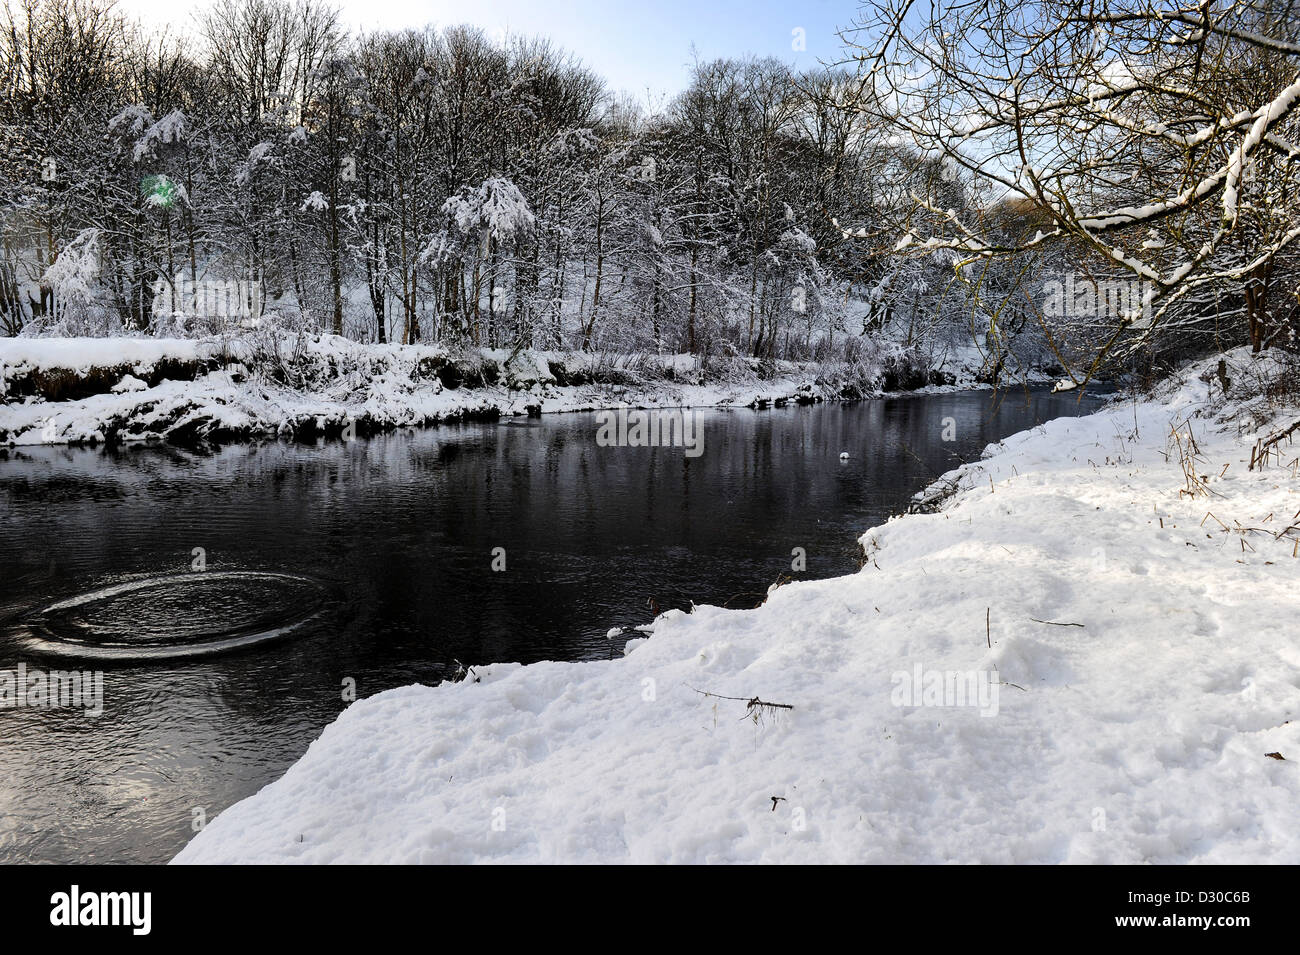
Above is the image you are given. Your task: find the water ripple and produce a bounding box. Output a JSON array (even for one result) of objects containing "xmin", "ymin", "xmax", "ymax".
[{"xmin": 11, "ymin": 571, "xmax": 328, "ymax": 660}]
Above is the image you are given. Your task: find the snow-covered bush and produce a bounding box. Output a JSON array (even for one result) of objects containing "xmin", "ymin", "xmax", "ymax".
[{"xmin": 30, "ymin": 229, "xmax": 123, "ymax": 337}]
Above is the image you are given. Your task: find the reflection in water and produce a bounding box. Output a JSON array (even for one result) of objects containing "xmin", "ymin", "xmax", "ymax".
[{"xmin": 0, "ymin": 387, "xmax": 1106, "ymax": 862}]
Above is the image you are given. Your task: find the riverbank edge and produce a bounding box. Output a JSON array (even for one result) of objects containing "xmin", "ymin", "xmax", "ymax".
[{"xmin": 0, "ymin": 334, "xmax": 1057, "ymax": 448}]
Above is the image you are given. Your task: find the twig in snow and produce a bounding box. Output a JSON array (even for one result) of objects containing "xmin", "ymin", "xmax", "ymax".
[
  {"xmin": 1030, "ymin": 617, "xmax": 1085, "ymax": 628},
  {"xmin": 449, "ymin": 659, "xmax": 480, "ymax": 684},
  {"xmin": 1170, "ymin": 421, "xmax": 1216, "ymax": 499},
  {"xmin": 687, "ymin": 684, "xmax": 794, "ymax": 724}
]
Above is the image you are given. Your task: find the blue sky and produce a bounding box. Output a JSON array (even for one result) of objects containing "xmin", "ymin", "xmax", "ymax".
[{"xmin": 118, "ymin": 0, "xmax": 867, "ymax": 102}]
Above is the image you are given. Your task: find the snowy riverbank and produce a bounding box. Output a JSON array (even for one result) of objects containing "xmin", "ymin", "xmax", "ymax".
[
  {"xmin": 172, "ymin": 349, "xmax": 1300, "ymax": 864},
  {"xmin": 0, "ymin": 333, "xmax": 1024, "ymax": 447}
]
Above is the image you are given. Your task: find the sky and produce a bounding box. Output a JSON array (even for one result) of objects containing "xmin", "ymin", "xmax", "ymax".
[{"xmin": 114, "ymin": 0, "xmax": 868, "ymax": 103}]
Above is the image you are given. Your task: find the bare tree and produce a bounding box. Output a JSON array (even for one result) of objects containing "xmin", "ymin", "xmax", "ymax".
[{"xmin": 843, "ymin": 0, "xmax": 1300, "ymax": 374}]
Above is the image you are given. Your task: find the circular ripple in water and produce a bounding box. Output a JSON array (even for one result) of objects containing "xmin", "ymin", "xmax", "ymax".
[{"xmin": 15, "ymin": 571, "xmax": 328, "ymax": 660}]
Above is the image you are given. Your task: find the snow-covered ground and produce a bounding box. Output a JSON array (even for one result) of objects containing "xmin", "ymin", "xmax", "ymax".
[
  {"xmin": 0, "ymin": 334, "xmax": 1012, "ymax": 447},
  {"xmin": 172, "ymin": 350, "xmax": 1300, "ymax": 864}
]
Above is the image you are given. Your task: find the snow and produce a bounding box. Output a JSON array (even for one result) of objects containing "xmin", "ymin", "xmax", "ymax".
[
  {"xmin": 779, "ymin": 228, "xmax": 816, "ymax": 253},
  {"xmin": 110, "ymin": 375, "xmax": 148, "ymax": 393},
  {"xmin": 1, "ymin": 335, "xmax": 1001, "ymax": 447},
  {"xmin": 131, "ymin": 109, "xmax": 188, "ymax": 162},
  {"xmin": 42, "ymin": 229, "xmax": 104, "ymax": 302},
  {"xmin": 236, "ymin": 143, "xmax": 274, "ymax": 185},
  {"xmin": 108, "ymin": 104, "xmax": 152, "ymax": 138},
  {"xmin": 0, "ymin": 337, "xmax": 210, "ymax": 375},
  {"xmin": 300, "ymin": 191, "xmax": 329, "ymax": 213},
  {"xmin": 1223, "ymin": 75, "xmax": 1300, "ymax": 226},
  {"xmin": 494, "ymin": 348, "xmax": 556, "ymax": 389},
  {"xmin": 173, "ymin": 351, "xmax": 1300, "ymax": 864},
  {"xmin": 443, "ymin": 177, "xmax": 535, "ymax": 243}
]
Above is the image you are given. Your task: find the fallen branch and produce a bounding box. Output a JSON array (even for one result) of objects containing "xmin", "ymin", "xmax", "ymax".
[
  {"xmin": 1250, "ymin": 419, "xmax": 1300, "ymax": 470},
  {"xmin": 687, "ymin": 684, "xmax": 794, "ymax": 723}
]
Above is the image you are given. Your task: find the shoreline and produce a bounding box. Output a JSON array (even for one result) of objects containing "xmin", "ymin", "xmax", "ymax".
[
  {"xmin": 173, "ymin": 348, "xmax": 1300, "ymax": 864},
  {"xmin": 0, "ymin": 334, "xmax": 1056, "ymax": 449}
]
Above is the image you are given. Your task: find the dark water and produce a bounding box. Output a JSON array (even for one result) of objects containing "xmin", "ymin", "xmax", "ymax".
[{"xmin": 0, "ymin": 387, "xmax": 1106, "ymax": 863}]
